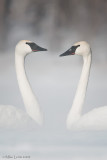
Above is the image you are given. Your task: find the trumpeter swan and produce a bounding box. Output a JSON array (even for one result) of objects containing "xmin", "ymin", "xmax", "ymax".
[
  {"xmin": 0, "ymin": 40, "xmax": 47, "ymax": 129},
  {"xmin": 60, "ymin": 41, "xmax": 107, "ymax": 130}
]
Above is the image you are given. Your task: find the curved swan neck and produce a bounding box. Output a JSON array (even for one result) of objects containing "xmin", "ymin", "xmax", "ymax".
[
  {"xmin": 74, "ymin": 54, "xmax": 92, "ymax": 113},
  {"xmin": 15, "ymin": 52, "xmax": 43, "ymax": 125},
  {"xmin": 67, "ymin": 53, "xmax": 92, "ymax": 128}
]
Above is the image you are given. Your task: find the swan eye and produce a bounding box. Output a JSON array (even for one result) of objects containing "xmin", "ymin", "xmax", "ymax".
[
  {"xmin": 70, "ymin": 45, "xmax": 80, "ymax": 53},
  {"xmin": 71, "ymin": 45, "xmax": 80, "ymax": 50},
  {"xmin": 26, "ymin": 42, "xmax": 37, "ymax": 50}
]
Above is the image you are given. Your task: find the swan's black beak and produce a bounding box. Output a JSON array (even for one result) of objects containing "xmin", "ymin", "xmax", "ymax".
[
  {"xmin": 32, "ymin": 44, "xmax": 47, "ymax": 52},
  {"xmin": 59, "ymin": 45, "xmax": 80, "ymax": 57},
  {"xmin": 60, "ymin": 48, "xmax": 75, "ymax": 57},
  {"xmin": 26, "ymin": 42, "xmax": 47, "ymax": 52}
]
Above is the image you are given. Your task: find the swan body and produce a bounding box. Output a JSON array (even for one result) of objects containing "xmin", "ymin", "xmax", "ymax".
[
  {"xmin": 60, "ymin": 41, "xmax": 107, "ymax": 131},
  {"xmin": 0, "ymin": 40, "xmax": 47, "ymax": 129},
  {"xmin": 73, "ymin": 106, "xmax": 107, "ymax": 130},
  {"xmin": 0, "ymin": 105, "xmax": 35, "ymax": 129}
]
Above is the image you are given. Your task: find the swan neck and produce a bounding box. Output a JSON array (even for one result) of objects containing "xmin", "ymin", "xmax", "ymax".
[
  {"xmin": 67, "ymin": 53, "xmax": 92, "ymax": 128},
  {"xmin": 72, "ymin": 54, "xmax": 91, "ymax": 114},
  {"xmin": 15, "ymin": 52, "xmax": 43, "ymax": 125}
]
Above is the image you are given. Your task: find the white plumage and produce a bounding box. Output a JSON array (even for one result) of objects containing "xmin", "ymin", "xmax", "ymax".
[
  {"xmin": 61, "ymin": 41, "xmax": 107, "ymax": 131},
  {"xmin": 0, "ymin": 40, "xmax": 47, "ymax": 129}
]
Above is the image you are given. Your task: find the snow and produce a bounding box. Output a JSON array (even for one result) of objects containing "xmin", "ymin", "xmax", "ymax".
[{"xmin": 0, "ymin": 51, "xmax": 107, "ymax": 159}]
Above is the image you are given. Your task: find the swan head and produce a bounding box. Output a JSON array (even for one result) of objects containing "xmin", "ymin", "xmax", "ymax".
[
  {"xmin": 60, "ymin": 41, "xmax": 91, "ymax": 57},
  {"xmin": 15, "ymin": 40, "xmax": 47, "ymax": 56}
]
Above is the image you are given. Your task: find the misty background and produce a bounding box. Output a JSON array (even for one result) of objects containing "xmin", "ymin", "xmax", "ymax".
[
  {"xmin": 0, "ymin": 0, "xmax": 107, "ymax": 62},
  {"xmin": 0, "ymin": 0, "xmax": 107, "ymax": 160}
]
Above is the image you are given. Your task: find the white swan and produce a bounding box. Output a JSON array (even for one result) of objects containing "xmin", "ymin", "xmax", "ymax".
[
  {"xmin": 60, "ymin": 41, "xmax": 107, "ymax": 131},
  {"xmin": 0, "ymin": 40, "xmax": 47, "ymax": 129}
]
